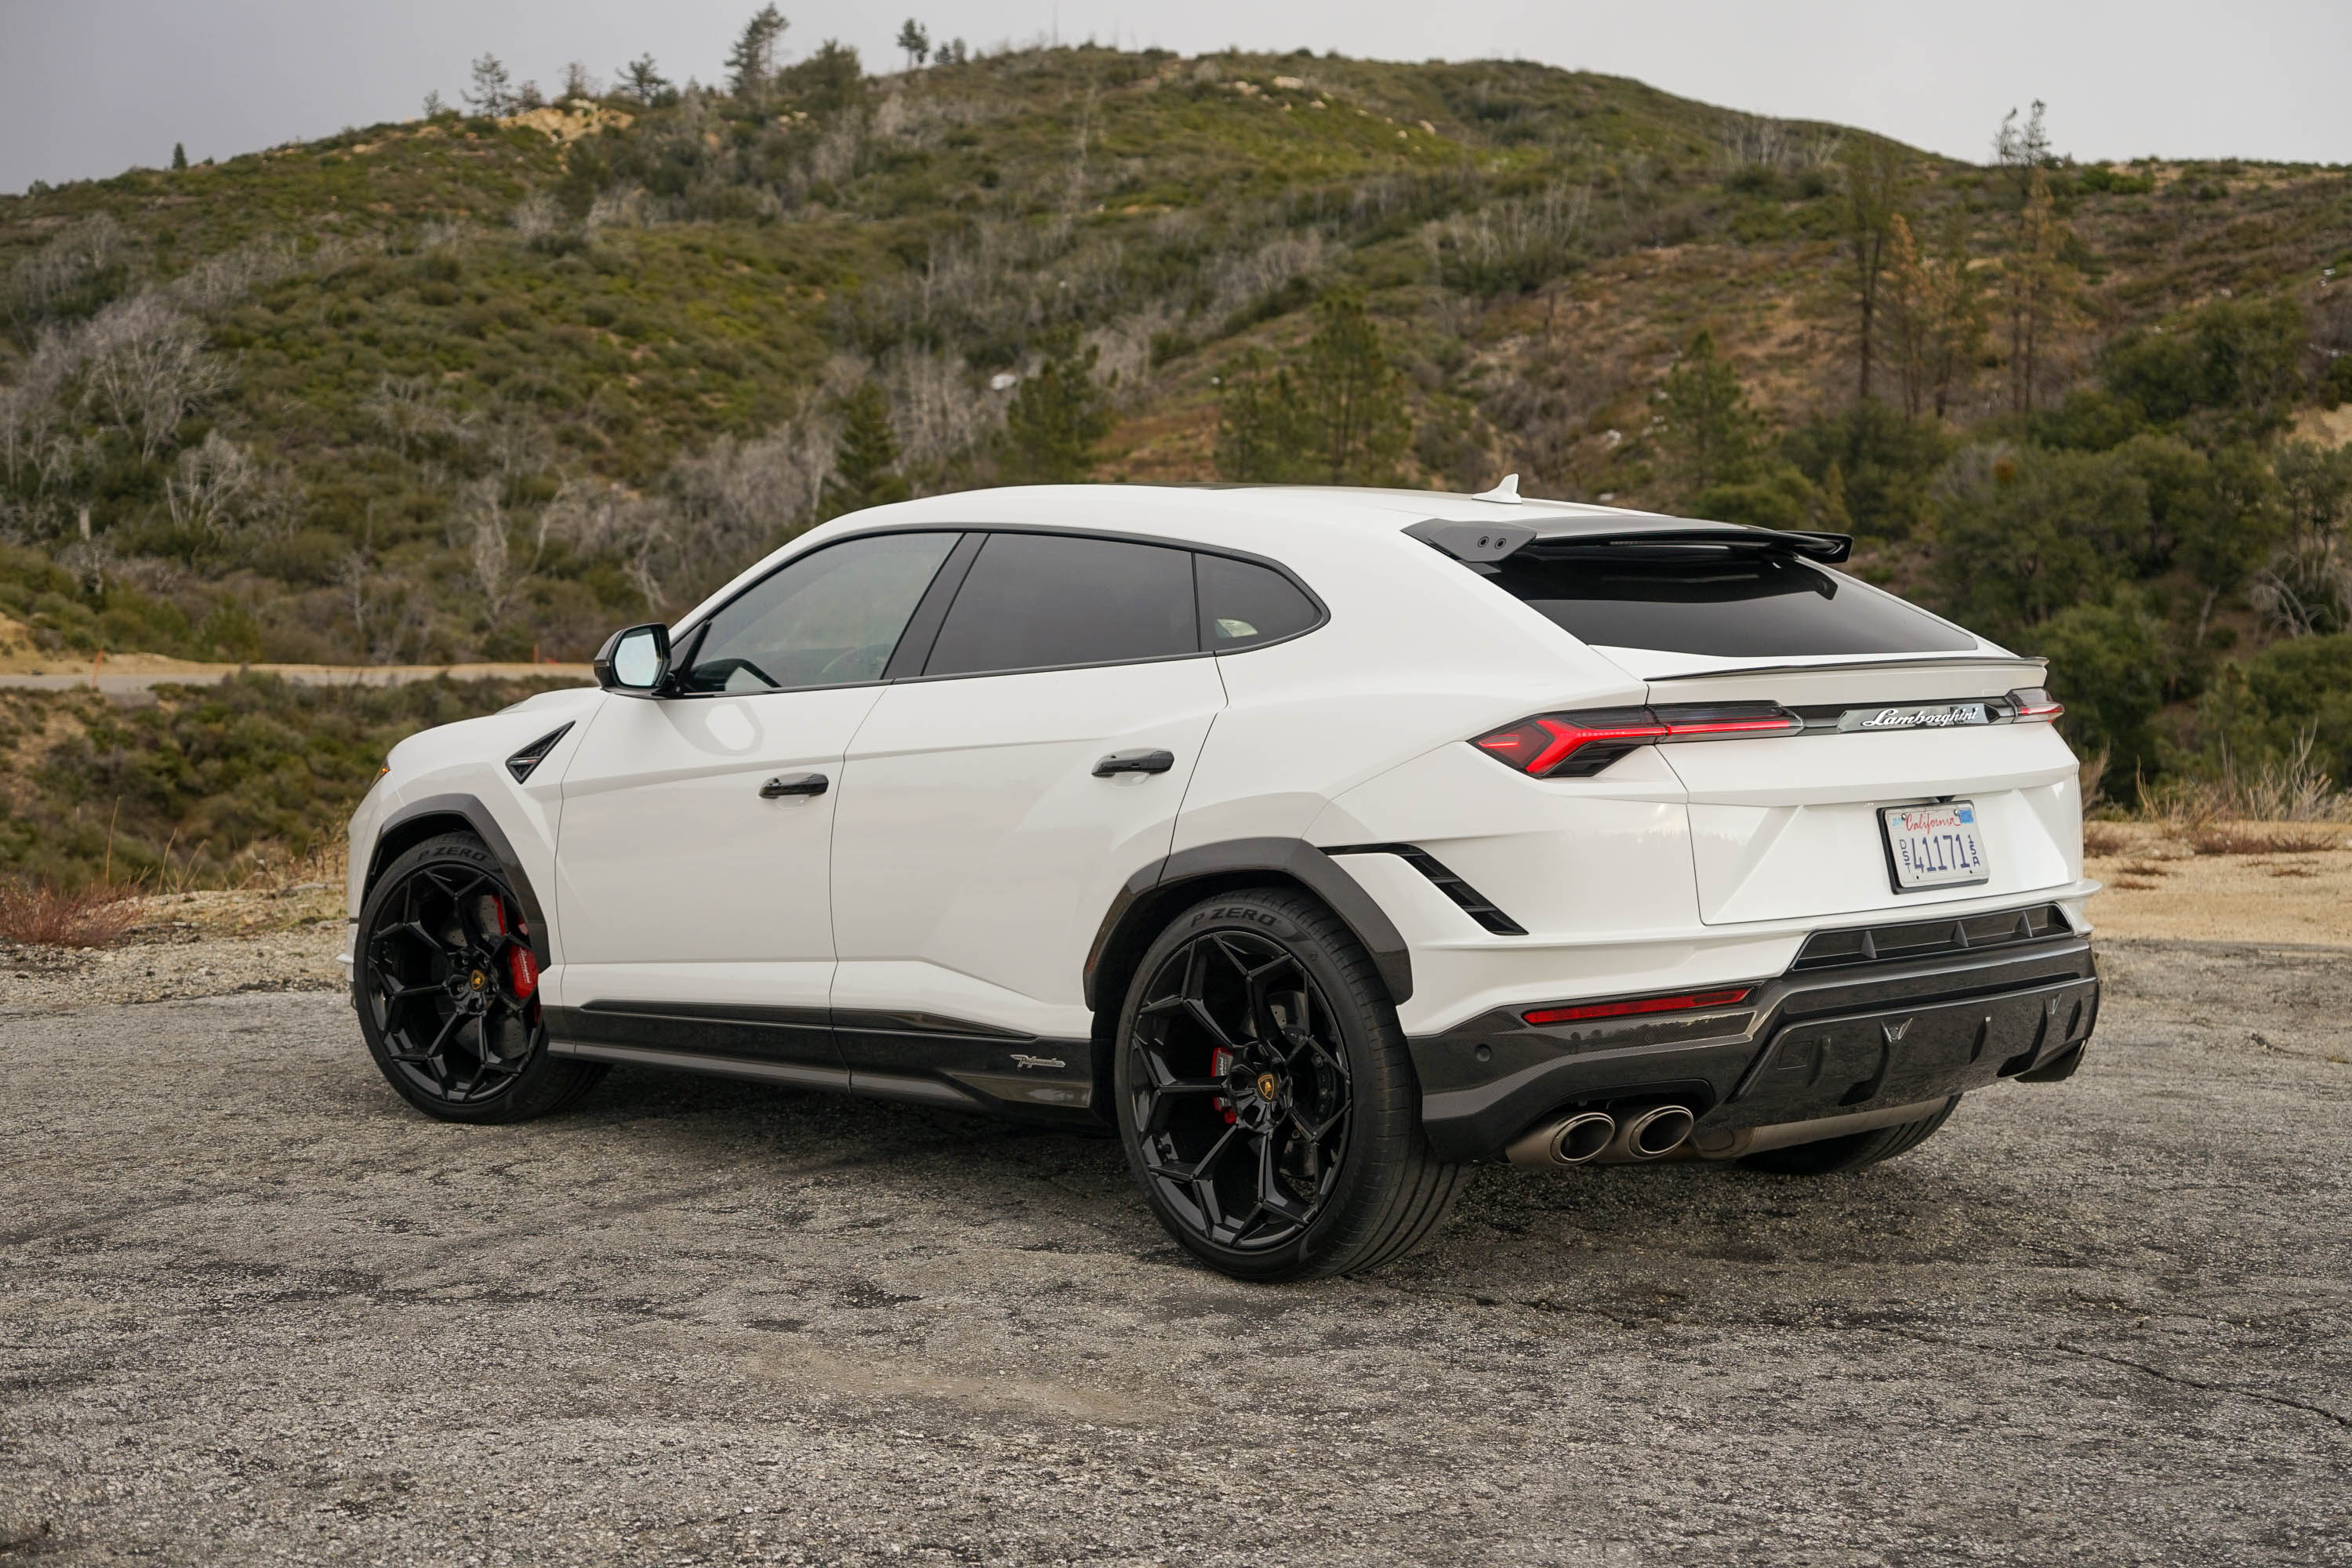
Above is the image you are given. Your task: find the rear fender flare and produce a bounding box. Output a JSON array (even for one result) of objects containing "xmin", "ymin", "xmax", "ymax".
[{"xmin": 1083, "ymin": 837, "xmax": 1414, "ymax": 1018}]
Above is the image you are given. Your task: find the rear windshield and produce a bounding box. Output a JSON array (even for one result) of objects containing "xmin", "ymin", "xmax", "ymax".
[{"xmin": 1477, "ymin": 548, "xmax": 1977, "ymax": 657}]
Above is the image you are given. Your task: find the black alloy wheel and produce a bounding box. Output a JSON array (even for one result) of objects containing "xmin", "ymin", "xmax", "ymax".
[
  {"xmin": 355, "ymin": 833, "xmax": 604, "ymax": 1123},
  {"xmin": 1115, "ymin": 888, "xmax": 1463, "ymax": 1281},
  {"xmin": 1128, "ymin": 926, "xmax": 1352, "ymax": 1252}
]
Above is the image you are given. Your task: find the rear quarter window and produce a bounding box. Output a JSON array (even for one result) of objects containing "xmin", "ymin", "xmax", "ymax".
[{"xmin": 1477, "ymin": 548, "xmax": 1977, "ymax": 657}]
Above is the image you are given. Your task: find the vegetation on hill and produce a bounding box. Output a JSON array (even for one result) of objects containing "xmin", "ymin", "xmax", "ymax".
[
  {"xmin": 3, "ymin": 20, "xmax": 2350, "ymax": 855},
  {"xmin": 0, "ymin": 675, "xmax": 574, "ymax": 889}
]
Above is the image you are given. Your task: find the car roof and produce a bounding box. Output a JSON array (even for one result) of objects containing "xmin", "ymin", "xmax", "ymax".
[{"xmin": 670, "ymin": 482, "xmax": 1838, "ymax": 633}]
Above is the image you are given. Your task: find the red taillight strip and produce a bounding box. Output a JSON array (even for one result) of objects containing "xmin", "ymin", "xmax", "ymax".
[
  {"xmin": 1473, "ymin": 705, "xmax": 1802, "ymax": 778},
  {"xmin": 2007, "ymin": 687, "xmax": 2064, "ymax": 721},
  {"xmin": 1523, "ymin": 987, "xmax": 1752, "ymax": 1025},
  {"xmin": 1502, "ymin": 716, "xmax": 1669, "ymax": 775}
]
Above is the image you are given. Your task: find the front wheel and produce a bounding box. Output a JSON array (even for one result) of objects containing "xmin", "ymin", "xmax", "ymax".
[
  {"xmin": 1114, "ymin": 888, "xmax": 1462, "ymax": 1282},
  {"xmin": 355, "ymin": 832, "xmax": 605, "ymax": 1123}
]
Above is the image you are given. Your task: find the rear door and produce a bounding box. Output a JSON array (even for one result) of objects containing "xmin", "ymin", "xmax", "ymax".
[{"xmin": 829, "ymin": 531, "xmax": 1226, "ymax": 1076}]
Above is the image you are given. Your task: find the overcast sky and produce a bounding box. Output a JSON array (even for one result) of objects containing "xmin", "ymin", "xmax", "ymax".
[{"xmin": 2, "ymin": 0, "xmax": 2346, "ymax": 195}]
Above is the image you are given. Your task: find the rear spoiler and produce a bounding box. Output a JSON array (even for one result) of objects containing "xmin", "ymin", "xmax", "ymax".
[{"xmin": 1406, "ymin": 516, "xmax": 1853, "ymax": 565}]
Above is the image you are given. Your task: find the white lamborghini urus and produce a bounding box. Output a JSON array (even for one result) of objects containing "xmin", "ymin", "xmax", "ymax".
[{"xmin": 345, "ymin": 483, "xmax": 2099, "ymax": 1280}]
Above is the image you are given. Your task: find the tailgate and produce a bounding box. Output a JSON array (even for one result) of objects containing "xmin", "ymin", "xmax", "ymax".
[{"xmin": 1639, "ymin": 655, "xmax": 2083, "ymax": 927}]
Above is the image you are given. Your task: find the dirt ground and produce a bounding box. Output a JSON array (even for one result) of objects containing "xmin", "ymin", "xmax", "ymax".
[{"xmin": 4, "ymin": 916, "xmax": 2350, "ymax": 1564}]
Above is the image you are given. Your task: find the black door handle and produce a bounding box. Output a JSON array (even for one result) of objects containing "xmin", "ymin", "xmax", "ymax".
[
  {"xmin": 1094, "ymin": 749, "xmax": 1175, "ymax": 777},
  {"xmin": 759, "ymin": 771, "xmax": 829, "ymax": 798}
]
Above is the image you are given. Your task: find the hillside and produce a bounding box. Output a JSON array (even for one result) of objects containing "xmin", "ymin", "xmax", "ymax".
[{"xmin": 3, "ymin": 38, "xmax": 2351, "ymax": 847}]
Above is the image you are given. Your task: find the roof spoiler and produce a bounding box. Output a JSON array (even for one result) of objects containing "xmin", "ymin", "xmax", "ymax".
[{"xmin": 1406, "ymin": 517, "xmax": 1853, "ymax": 565}]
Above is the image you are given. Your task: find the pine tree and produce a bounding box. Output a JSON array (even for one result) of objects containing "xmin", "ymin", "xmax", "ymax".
[
  {"xmin": 615, "ymin": 55, "xmax": 672, "ymax": 105},
  {"xmin": 1296, "ymin": 290, "xmax": 1409, "ymax": 484},
  {"xmin": 895, "ymin": 20, "xmax": 931, "ymax": 69},
  {"xmin": 1000, "ymin": 339, "xmax": 1113, "ymax": 483},
  {"xmin": 1655, "ymin": 329, "xmax": 1759, "ymax": 496},
  {"xmin": 1841, "ymin": 140, "xmax": 1910, "ymax": 404},
  {"xmin": 820, "ymin": 382, "xmax": 909, "ymax": 518},
  {"xmin": 464, "ymin": 54, "xmax": 516, "ymax": 118},
  {"xmin": 171, "ymin": 143, "xmax": 187, "ymax": 171},
  {"xmin": 1214, "ymin": 352, "xmax": 1305, "ymax": 482},
  {"xmin": 727, "ymin": 6, "xmax": 789, "ymax": 101}
]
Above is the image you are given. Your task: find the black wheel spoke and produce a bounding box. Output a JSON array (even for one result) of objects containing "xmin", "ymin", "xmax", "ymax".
[
  {"xmin": 360, "ymin": 858, "xmax": 543, "ymax": 1108},
  {"xmin": 1127, "ymin": 924, "xmax": 1353, "ymax": 1254}
]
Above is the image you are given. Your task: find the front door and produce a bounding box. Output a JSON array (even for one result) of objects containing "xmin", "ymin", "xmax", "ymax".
[
  {"xmin": 550, "ymin": 530, "xmax": 964, "ymax": 1065},
  {"xmin": 829, "ymin": 530, "xmax": 1228, "ymax": 1084}
]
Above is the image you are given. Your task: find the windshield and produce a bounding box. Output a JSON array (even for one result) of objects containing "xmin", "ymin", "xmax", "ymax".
[{"xmin": 1476, "ymin": 547, "xmax": 1978, "ymax": 657}]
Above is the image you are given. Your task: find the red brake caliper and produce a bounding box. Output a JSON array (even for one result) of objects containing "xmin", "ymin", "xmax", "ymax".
[
  {"xmin": 1210, "ymin": 1047, "xmax": 1236, "ymax": 1125},
  {"xmin": 485, "ymin": 896, "xmax": 539, "ymax": 1000}
]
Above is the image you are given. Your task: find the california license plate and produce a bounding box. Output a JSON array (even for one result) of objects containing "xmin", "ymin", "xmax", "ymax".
[{"xmin": 1881, "ymin": 800, "xmax": 1991, "ymax": 891}]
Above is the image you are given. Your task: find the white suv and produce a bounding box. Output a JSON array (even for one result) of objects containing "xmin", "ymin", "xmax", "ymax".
[{"xmin": 345, "ymin": 483, "xmax": 2100, "ymax": 1280}]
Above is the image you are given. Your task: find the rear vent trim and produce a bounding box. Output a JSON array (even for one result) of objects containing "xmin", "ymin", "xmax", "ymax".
[
  {"xmin": 1323, "ymin": 844, "xmax": 1529, "ymax": 936},
  {"xmin": 1790, "ymin": 902, "xmax": 2074, "ymax": 972}
]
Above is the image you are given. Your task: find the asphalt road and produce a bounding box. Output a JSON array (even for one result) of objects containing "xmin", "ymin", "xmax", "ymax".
[{"xmin": 4, "ymin": 938, "xmax": 2349, "ymax": 1566}]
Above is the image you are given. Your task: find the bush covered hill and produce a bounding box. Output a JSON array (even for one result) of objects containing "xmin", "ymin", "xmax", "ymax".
[{"xmin": 4, "ymin": 31, "xmax": 2352, "ymax": 818}]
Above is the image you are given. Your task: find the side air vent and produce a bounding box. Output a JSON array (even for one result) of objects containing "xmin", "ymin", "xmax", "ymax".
[
  {"xmin": 1791, "ymin": 902, "xmax": 2072, "ymax": 972},
  {"xmin": 1324, "ymin": 844, "xmax": 1528, "ymax": 936},
  {"xmin": 505, "ymin": 722, "xmax": 575, "ymax": 783}
]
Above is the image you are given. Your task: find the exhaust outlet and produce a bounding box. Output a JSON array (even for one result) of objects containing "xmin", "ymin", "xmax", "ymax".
[
  {"xmin": 1504, "ymin": 1110, "xmax": 1617, "ymax": 1167},
  {"xmin": 1602, "ymin": 1104, "xmax": 1697, "ymax": 1162}
]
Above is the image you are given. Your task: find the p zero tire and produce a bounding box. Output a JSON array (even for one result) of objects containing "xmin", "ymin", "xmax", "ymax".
[
  {"xmin": 354, "ymin": 832, "xmax": 605, "ymax": 1124},
  {"xmin": 1114, "ymin": 887, "xmax": 1463, "ymax": 1282},
  {"xmin": 1737, "ymin": 1094, "xmax": 1962, "ymax": 1175}
]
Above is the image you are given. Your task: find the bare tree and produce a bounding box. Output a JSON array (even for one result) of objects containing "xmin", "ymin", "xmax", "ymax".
[
  {"xmin": 77, "ymin": 293, "xmax": 229, "ymax": 460},
  {"xmin": 559, "ymin": 61, "xmax": 601, "ymax": 102},
  {"xmin": 163, "ymin": 430, "xmax": 255, "ymax": 539}
]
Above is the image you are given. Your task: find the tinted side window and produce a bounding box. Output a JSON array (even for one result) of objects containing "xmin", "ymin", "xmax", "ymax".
[
  {"xmin": 1479, "ymin": 549, "xmax": 1977, "ymax": 657},
  {"xmin": 1197, "ymin": 554, "xmax": 1320, "ymax": 651},
  {"xmin": 681, "ymin": 532, "xmax": 960, "ymax": 694},
  {"xmin": 924, "ymin": 533, "xmax": 1198, "ymax": 677}
]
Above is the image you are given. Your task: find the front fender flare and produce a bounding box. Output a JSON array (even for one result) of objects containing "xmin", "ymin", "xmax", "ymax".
[{"xmin": 368, "ymin": 793, "xmax": 554, "ymax": 967}]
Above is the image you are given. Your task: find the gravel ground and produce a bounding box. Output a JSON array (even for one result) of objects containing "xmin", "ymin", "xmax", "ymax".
[{"xmin": 3, "ymin": 938, "xmax": 2350, "ymax": 1566}]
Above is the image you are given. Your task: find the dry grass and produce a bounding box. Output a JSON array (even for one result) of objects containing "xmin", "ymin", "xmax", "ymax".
[
  {"xmin": 2136, "ymin": 737, "xmax": 2352, "ymax": 828},
  {"xmin": 2082, "ymin": 822, "xmax": 2131, "ymax": 857},
  {"xmin": 2187, "ymin": 826, "xmax": 2345, "ymax": 856},
  {"xmin": 0, "ymin": 881, "xmax": 143, "ymax": 948}
]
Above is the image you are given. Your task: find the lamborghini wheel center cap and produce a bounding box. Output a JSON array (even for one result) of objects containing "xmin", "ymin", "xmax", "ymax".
[{"xmin": 1256, "ymin": 1073, "xmax": 1280, "ymax": 1102}]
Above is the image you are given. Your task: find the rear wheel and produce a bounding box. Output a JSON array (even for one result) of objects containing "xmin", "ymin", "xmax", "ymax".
[
  {"xmin": 355, "ymin": 832, "xmax": 604, "ymax": 1123},
  {"xmin": 1737, "ymin": 1094, "xmax": 1961, "ymax": 1175},
  {"xmin": 1114, "ymin": 888, "xmax": 1462, "ymax": 1282}
]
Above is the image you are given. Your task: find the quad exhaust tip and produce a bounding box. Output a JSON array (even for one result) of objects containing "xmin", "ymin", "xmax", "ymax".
[
  {"xmin": 1615, "ymin": 1104, "xmax": 1696, "ymax": 1160},
  {"xmin": 1506, "ymin": 1110, "xmax": 1616, "ymax": 1166},
  {"xmin": 1507, "ymin": 1104, "xmax": 1697, "ymax": 1166}
]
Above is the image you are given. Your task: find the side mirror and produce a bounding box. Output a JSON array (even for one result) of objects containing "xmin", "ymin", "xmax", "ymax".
[{"xmin": 593, "ymin": 623, "xmax": 671, "ymax": 695}]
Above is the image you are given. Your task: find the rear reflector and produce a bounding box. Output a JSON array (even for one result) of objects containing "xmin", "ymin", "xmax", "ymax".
[
  {"xmin": 2007, "ymin": 687, "xmax": 2063, "ymax": 721},
  {"xmin": 1472, "ymin": 702, "xmax": 1801, "ymax": 778},
  {"xmin": 1523, "ymin": 987, "xmax": 1753, "ymax": 1026}
]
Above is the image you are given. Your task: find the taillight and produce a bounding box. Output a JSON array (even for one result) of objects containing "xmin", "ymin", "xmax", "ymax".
[
  {"xmin": 2007, "ymin": 687, "xmax": 2063, "ymax": 721},
  {"xmin": 1472, "ymin": 702, "xmax": 1802, "ymax": 778},
  {"xmin": 1523, "ymin": 987, "xmax": 1753, "ymax": 1026}
]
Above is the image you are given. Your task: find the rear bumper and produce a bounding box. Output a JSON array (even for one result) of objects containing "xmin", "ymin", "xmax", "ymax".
[{"xmin": 1409, "ymin": 912, "xmax": 2099, "ymax": 1163}]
